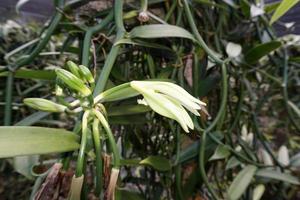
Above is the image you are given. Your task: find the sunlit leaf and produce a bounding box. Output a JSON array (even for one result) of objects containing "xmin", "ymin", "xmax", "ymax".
[
  {"xmin": 270, "ymin": 0, "xmax": 300, "ymax": 24},
  {"xmin": 0, "ymin": 126, "xmax": 79, "ymax": 158},
  {"xmin": 129, "ymin": 24, "xmax": 196, "ymax": 42}
]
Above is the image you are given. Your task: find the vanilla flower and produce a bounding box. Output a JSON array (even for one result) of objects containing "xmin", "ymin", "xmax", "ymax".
[{"xmin": 130, "ymin": 81, "xmax": 206, "ymax": 132}]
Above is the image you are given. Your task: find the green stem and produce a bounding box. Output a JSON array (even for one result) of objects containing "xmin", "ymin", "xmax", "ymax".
[
  {"xmin": 93, "ymin": 1, "xmax": 125, "ymax": 96},
  {"xmin": 282, "ymin": 48, "xmax": 300, "ymax": 132},
  {"xmin": 140, "ymin": 0, "xmax": 148, "ymax": 12},
  {"xmin": 183, "ymin": 0, "xmax": 224, "ymax": 64},
  {"xmin": 81, "ymin": 11, "xmax": 114, "ymax": 66},
  {"xmin": 93, "ymin": 109, "xmax": 120, "ymax": 167},
  {"xmin": 92, "ymin": 119, "xmax": 103, "ymax": 196},
  {"xmin": 199, "ymin": 63, "xmax": 228, "ymax": 200},
  {"xmin": 76, "ymin": 110, "xmax": 90, "ymax": 177},
  {"xmin": 175, "ymin": 127, "xmax": 184, "ymax": 200},
  {"xmin": 4, "ymin": 72, "xmax": 14, "ymax": 125}
]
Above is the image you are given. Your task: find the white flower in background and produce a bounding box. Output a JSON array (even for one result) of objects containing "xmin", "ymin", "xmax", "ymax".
[
  {"xmin": 278, "ymin": 145, "xmax": 290, "ymax": 166},
  {"xmin": 241, "ymin": 124, "xmax": 254, "ymax": 146},
  {"xmin": 259, "ymin": 148, "xmax": 273, "ymax": 166},
  {"xmin": 250, "ymin": 4, "xmax": 265, "ymax": 18},
  {"xmin": 130, "ymin": 81, "xmax": 206, "ymax": 132},
  {"xmin": 226, "ymin": 42, "xmax": 242, "ymax": 58}
]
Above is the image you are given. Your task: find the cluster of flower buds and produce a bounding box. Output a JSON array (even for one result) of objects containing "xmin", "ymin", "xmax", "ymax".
[
  {"xmin": 24, "ymin": 61, "xmax": 95, "ymax": 113},
  {"xmin": 56, "ymin": 61, "xmax": 95, "ymax": 97}
]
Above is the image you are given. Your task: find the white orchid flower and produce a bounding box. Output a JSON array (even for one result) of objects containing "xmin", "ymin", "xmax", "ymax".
[
  {"xmin": 278, "ymin": 145, "xmax": 289, "ymax": 166},
  {"xmin": 130, "ymin": 81, "xmax": 206, "ymax": 132}
]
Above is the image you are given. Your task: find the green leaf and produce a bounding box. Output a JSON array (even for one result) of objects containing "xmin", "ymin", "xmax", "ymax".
[
  {"xmin": 290, "ymin": 152, "xmax": 300, "ymax": 167},
  {"xmin": 245, "ymin": 41, "xmax": 281, "ymax": 64},
  {"xmin": 270, "ymin": 0, "xmax": 300, "ymax": 24},
  {"xmin": 107, "ymin": 105, "xmax": 151, "ymax": 116},
  {"xmin": 0, "ymin": 69, "xmax": 56, "ymax": 80},
  {"xmin": 287, "ymin": 101, "xmax": 300, "ymax": 118},
  {"xmin": 115, "ymin": 38, "xmax": 173, "ymax": 51},
  {"xmin": 289, "ymin": 56, "xmax": 300, "ymax": 63},
  {"xmin": 129, "ymin": 24, "xmax": 196, "ymax": 42},
  {"xmin": 253, "ymin": 184, "xmax": 265, "ymax": 200},
  {"xmin": 14, "ymin": 112, "xmax": 49, "ymax": 126},
  {"xmin": 209, "ymin": 145, "xmax": 230, "ymax": 161},
  {"xmin": 95, "ymin": 83, "xmax": 139, "ymax": 103},
  {"xmin": 117, "ymin": 189, "xmax": 144, "ymax": 200},
  {"xmin": 226, "ymin": 156, "xmax": 241, "ymax": 170},
  {"xmin": 255, "ymin": 169, "xmax": 300, "ymax": 185},
  {"xmin": 228, "ymin": 165, "xmax": 257, "ymax": 200},
  {"xmin": 140, "ymin": 156, "xmax": 171, "ymax": 171},
  {"xmin": 109, "ymin": 114, "xmax": 148, "ymax": 125},
  {"xmin": 0, "ymin": 126, "xmax": 79, "ymax": 158},
  {"xmin": 265, "ymin": 2, "xmax": 280, "ymax": 13}
]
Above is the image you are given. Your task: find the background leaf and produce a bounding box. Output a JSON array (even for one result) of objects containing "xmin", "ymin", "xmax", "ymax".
[
  {"xmin": 0, "ymin": 69, "xmax": 56, "ymax": 80},
  {"xmin": 227, "ymin": 165, "xmax": 257, "ymax": 200},
  {"xmin": 129, "ymin": 24, "xmax": 196, "ymax": 41},
  {"xmin": 245, "ymin": 41, "xmax": 281, "ymax": 64},
  {"xmin": 0, "ymin": 126, "xmax": 79, "ymax": 158},
  {"xmin": 255, "ymin": 169, "xmax": 300, "ymax": 185},
  {"xmin": 139, "ymin": 156, "xmax": 171, "ymax": 171},
  {"xmin": 270, "ymin": 0, "xmax": 300, "ymax": 24}
]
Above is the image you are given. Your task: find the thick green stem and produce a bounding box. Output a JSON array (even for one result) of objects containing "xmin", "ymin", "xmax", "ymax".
[
  {"xmin": 93, "ymin": 109, "xmax": 120, "ymax": 167},
  {"xmin": 93, "ymin": 0, "xmax": 125, "ymax": 96},
  {"xmin": 76, "ymin": 110, "xmax": 90, "ymax": 177},
  {"xmin": 4, "ymin": 72, "xmax": 14, "ymax": 125},
  {"xmin": 81, "ymin": 12, "xmax": 114, "ymax": 66},
  {"xmin": 92, "ymin": 119, "xmax": 103, "ymax": 196}
]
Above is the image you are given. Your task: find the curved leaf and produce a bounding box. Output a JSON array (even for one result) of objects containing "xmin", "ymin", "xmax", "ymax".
[
  {"xmin": 228, "ymin": 165, "xmax": 257, "ymax": 200},
  {"xmin": 129, "ymin": 24, "xmax": 196, "ymax": 42},
  {"xmin": 245, "ymin": 41, "xmax": 281, "ymax": 64},
  {"xmin": 255, "ymin": 169, "xmax": 300, "ymax": 185},
  {"xmin": 0, "ymin": 126, "xmax": 79, "ymax": 158},
  {"xmin": 140, "ymin": 156, "xmax": 171, "ymax": 171}
]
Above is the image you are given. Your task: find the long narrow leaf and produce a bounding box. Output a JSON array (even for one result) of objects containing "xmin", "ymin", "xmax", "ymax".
[
  {"xmin": 270, "ymin": 0, "xmax": 300, "ymax": 24},
  {"xmin": 129, "ymin": 24, "xmax": 196, "ymax": 41},
  {"xmin": 0, "ymin": 126, "xmax": 79, "ymax": 158}
]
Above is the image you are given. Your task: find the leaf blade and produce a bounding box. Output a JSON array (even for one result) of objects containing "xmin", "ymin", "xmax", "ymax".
[
  {"xmin": 0, "ymin": 126, "xmax": 79, "ymax": 158},
  {"xmin": 270, "ymin": 0, "xmax": 300, "ymax": 24},
  {"xmin": 129, "ymin": 24, "xmax": 196, "ymax": 41},
  {"xmin": 228, "ymin": 165, "xmax": 257, "ymax": 200}
]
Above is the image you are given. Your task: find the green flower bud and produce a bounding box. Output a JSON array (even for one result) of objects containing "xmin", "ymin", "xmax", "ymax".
[
  {"xmin": 67, "ymin": 61, "xmax": 81, "ymax": 78},
  {"xmin": 55, "ymin": 68, "xmax": 91, "ymax": 96},
  {"xmin": 78, "ymin": 65, "xmax": 94, "ymax": 84},
  {"xmin": 24, "ymin": 98, "xmax": 67, "ymax": 112}
]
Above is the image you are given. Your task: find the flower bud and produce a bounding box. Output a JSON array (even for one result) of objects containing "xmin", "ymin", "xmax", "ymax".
[
  {"xmin": 138, "ymin": 11, "xmax": 149, "ymax": 22},
  {"xmin": 55, "ymin": 68, "xmax": 91, "ymax": 96},
  {"xmin": 67, "ymin": 61, "xmax": 81, "ymax": 78},
  {"xmin": 78, "ymin": 65, "xmax": 94, "ymax": 84},
  {"xmin": 24, "ymin": 98, "xmax": 67, "ymax": 112},
  {"xmin": 278, "ymin": 145, "xmax": 289, "ymax": 166}
]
